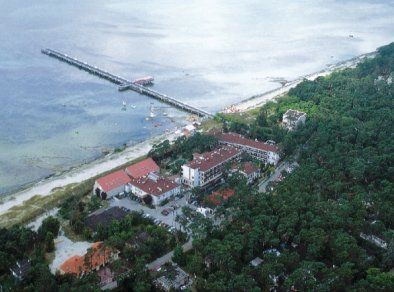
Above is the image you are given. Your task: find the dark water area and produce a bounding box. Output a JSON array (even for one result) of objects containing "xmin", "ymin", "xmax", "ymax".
[{"xmin": 0, "ymin": 0, "xmax": 393, "ymax": 195}]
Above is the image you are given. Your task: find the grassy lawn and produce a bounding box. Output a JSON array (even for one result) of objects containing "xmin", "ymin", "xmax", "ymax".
[
  {"xmin": 222, "ymin": 108, "xmax": 260, "ymax": 124},
  {"xmin": 200, "ymin": 118, "xmax": 222, "ymax": 132}
]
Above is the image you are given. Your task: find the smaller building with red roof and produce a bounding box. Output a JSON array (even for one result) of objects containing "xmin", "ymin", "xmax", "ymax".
[
  {"xmin": 230, "ymin": 161, "xmax": 261, "ymax": 184},
  {"xmin": 208, "ymin": 188, "xmax": 235, "ymax": 206},
  {"xmin": 125, "ymin": 158, "xmax": 159, "ymax": 178},
  {"xmin": 94, "ymin": 170, "xmax": 131, "ymax": 199},
  {"xmin": 129, "ymin": 173, "xmax": 181, "ymax": 206},
  {"xmin": 59, "ymin": 242, "xmax": 118, "ymax": 278}
]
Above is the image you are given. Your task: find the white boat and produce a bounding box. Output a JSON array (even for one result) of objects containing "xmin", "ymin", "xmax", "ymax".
[
  {"xmin": 149, "ymin": 105, "xmax": 156, "ymax": 118},
  {"xmin": 130, "ymin": 105, "xmax": 136, "ymax": 109},
  {"xmin": 122, "ymin": 101, "xmax": 127, "ymax": 106}
]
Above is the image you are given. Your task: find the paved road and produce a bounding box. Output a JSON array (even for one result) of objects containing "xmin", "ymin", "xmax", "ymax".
[
  {"xmin": 258, "ymin": 160, "xmax": 300, "ymax": 193},
  {"xmin": 146, "ymin": 238, "xmax": 193, "ymax": 270},
  {"xmin": 258, "ymin": 161, "xmax": 289, "ymax": 192}
]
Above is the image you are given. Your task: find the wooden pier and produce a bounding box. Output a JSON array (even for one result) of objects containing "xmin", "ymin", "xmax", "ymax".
[{"xmin": 41, "ymin": 48, "xmax": 213, "ymax": 118}]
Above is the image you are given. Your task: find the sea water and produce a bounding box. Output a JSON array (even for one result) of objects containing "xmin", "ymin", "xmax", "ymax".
[{"xmin": 0, "ymin": 0, "xmax": 393, "ymax": 195}]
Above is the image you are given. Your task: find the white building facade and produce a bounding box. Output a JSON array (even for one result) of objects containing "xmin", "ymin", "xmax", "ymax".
[
  {"xmin": 182, "ymin": 147, "xmax": 241, "ymax": 188},
  {"xmin": 214, "ymin": 132, "xmax": 280, "ymax": 165},
  {"xmin": 129, "ymin": 173, "xmax": 181, "ymax": 206},
  {"xmin": 93, "ymin": 170, "xmax": 131, "ymax": 199}
]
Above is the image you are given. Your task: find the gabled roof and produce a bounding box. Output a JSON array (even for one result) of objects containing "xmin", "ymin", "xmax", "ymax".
[
  {"xmin": 125, "ymin": 158, "xmax": 160, "ymax": 178},
  {"xmin": 230, "ymin": 161, "xmax": 259, "ymax": 175},
  {"xmin": 60, "ymin": 242, "xmax": 113, "ymax": 277},
  {"xmin": 96, "ymin": 170, "xmax": 131, "ymax": 193},
  {"xmin": 129, "ymin": 175, "xmax": 179, "ymax": 196},
  {"xmin": 85, "ymin": 207, "xmax": 129, "ymax": 231},
  {"xmin": 214, "ymin": 132, "xmax": 279, "ymax": 153},
  {"xmin": 186, "ymin": 147, "xmax": 241, "ymax": 172}
]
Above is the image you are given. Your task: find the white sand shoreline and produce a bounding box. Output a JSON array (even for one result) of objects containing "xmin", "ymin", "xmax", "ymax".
[
  {"xmin": 232, "ymin": 51, "xmax": 376, "ymax": 112},
  {"xmin": 0, "ymin": 50, "xmax": 376, "ymax": 218},
  {"xmin": 0, "ymin": 132, "xmax": 179, "ymax": 215}
]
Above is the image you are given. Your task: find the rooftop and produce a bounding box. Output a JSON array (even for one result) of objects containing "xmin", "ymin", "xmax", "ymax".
[
  {"xmin": 250, "ymin": 257, "xmax": 263, "ymax": 267},
  {"xmin": 125, "ymin": 157, "xmax": 160, "ymax": 178},
  {"xmin": 59, "ymin": 242, "xmax": 113, "ymax": 277},
  {"xmin": 130, "ymin": 175, "xmax": 179, "ymax": 196},
  {"xmin": 186, "ymin": 146, "xmax": 241, "ymax": 172},
  {"xmin": 96, "ymin": 170, "xmax": 131, "ymax": 193},
  {"xmin": 283, "ymin": 109, "xmax": 306, "ymax": 121},
  {"xmin": 214, "ymin": 132, "xmax": 279, "ymax": 153},
  {"xmin": 154, "ymin": 264, "xmax": 192, "ymax": 291},
  {"xmin": 85, "ymin": 207, "xmax": 129, "ymax": 231}
]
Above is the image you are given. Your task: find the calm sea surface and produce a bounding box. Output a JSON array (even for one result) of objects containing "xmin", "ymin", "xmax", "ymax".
[{"xmin": 0, "ymin": 0, "xmax": 393, "ymax": 195}]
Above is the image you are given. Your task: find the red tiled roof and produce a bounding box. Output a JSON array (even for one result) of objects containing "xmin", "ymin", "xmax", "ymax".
[
  {"xmin": 125, "ymin": 158, "xmax": 160, "ymax": 178},
  {"xmin": 96, "ymin": 170, "xmax": 131, "ymax": 192},
  {"xmin": 214, "ymin": 132, "xmax": 279, "ymax": 153},
  {"xmin": 130, "ymin": 175, "xmax": 179, "ymax": 197},
  {"xmin": 187, "ymin": 147, "xmax": 241, "ymax": 172},
  {"xmin": 60, "ymin": 242, "xmax": 112, "ymax": 277},
  {"xmin": 231, "ymin": 162, "xmax": 259, "ymax": 175},
  {"xmin": 208, "ymin": 188, "xmax": 235, "ymax": 205},
  {"xmin": 242, "ymin": 162, "xmax": 259, "ymax": 175}
]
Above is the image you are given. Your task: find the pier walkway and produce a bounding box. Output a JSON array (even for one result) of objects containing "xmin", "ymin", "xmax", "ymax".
[{"xmin": 41, "ymin": 48, "xmax": 213, "ymax": 118}]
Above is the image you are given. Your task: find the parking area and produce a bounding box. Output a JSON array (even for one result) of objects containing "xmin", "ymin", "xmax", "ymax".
[{"xmin": 109, "ymin": 192, "xmax": 195, "ymax": 233}]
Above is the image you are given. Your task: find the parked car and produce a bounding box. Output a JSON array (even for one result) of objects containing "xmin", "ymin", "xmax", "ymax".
[{"xmin": 161, "ymin": 209, "xmax": 170, "ymax": 216}]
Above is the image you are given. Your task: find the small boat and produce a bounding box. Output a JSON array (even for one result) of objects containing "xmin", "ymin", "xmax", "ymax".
[
  {"xmin": 130, "ymin": 105, "xmax": 136, "ymax": 109},
  {"xmin": 122, "ymin": 101, "xmax": 127, "ymax": 106},
  {"xmin": 149, "ymin": 105, "xmax": 156, "ymax": 118}
]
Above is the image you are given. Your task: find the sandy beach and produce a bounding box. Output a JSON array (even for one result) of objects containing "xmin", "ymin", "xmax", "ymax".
[
  {"xmin": 0, "ymin": 51, "xmax": 376, "ymax": 219},
  {"xmin": 0, "ymin": 132, "xmax": 179, "ymax": 216},
  {"xmin": 232, "ymin": 51, "xmax": 376, "ymax": 112}
]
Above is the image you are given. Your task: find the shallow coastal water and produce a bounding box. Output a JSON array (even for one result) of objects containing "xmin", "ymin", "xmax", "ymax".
[{"xmin": 1, "ymin": 0, "xmax": 394, "ymax": 195}]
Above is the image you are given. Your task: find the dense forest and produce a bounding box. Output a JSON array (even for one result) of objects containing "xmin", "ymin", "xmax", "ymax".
[
  {"xmin": 180, "ymin": 43, "xmax": 394, "ymax": 290},
  {"xmin": 0, "ymin": 43, "xmax": 392, "ymax": 291}
]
